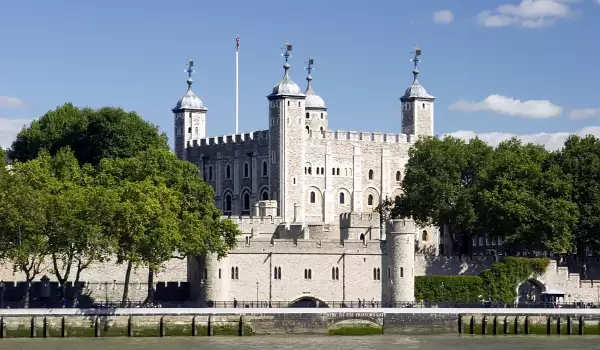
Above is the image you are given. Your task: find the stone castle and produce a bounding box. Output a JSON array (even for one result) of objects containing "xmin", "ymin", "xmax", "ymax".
[{"xmin": 2, "ymin": 44, "xmax": 600, "ymax": 306}]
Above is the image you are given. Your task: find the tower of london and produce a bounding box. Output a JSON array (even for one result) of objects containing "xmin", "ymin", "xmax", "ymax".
[{"xmin": 173, "ymin": 43, "xmax": 438, "ymax": 306}]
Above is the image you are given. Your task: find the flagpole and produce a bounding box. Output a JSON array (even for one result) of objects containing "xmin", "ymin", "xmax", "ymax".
[{"xmin": 235, "ymin": 34, "xmax": 239, "ymax": 134}]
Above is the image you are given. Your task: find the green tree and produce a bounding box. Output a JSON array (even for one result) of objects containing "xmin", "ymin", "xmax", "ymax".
[
  {"xmin": 9, "ymin": 103, "xmax": 169, "ymax": 166},
  {"xmin": 397, "ymin": 136, "xmax": 493, "ymax": 255},
  {"xmin": 555, "ymin": 135, "xmax": 600, "ymax": 261},
  {"xmin": 0, "ymin": 153, "xmax": 52, "ymax": 307},
  {"xmin": 44, "ymin": 148, "xmax": 118, "ymax": 302},
  {"xmin": 477, "ymin": 138, "xmax": 577, "ymax": 253},
  {"xmin": 96, "ymin": 148, "xmax": 240, "ymax": 304}
]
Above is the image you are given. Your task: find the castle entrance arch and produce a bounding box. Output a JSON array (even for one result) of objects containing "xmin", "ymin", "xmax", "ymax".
[
  {"xmin": 517, "ymin": 278, "xmax": 544, "ymax": 303},
  {"xmin": 288, "ymin": 296, "xmax": 329, "ymax": 308}
]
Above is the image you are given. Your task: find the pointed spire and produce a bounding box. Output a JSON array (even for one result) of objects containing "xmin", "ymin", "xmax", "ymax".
[
  {"xmin": 305, "ymin": 57, "xmax": 314, "ymax": 92},
  {"xmin": 409, "ymin": 45, "xmax": 422, "ymax": 82},
  {"xmin": 185, "ymin": 57, "xmax": 195, "ymax": 90}
]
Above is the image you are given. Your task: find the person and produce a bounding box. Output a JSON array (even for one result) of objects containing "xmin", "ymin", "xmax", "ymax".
[{"xmin": 233, "ymin": 298, "xmax": 238, "ymax": 308}]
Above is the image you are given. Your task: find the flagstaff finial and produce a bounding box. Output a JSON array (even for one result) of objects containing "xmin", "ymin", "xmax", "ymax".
[
  {"xmin": 281, "ymin": 41, "xmax": 293, "ymax": 68},
  {"xmin": 410, "ymin": 45, "xmax": 422, "ymax": 81},
  {"xmin": 306, "ymin": 57, "xmax": 314, "ymax": 76},
  {"xmin": 185, "ymin": 57, "xmax": 195, "ymax": 90}
]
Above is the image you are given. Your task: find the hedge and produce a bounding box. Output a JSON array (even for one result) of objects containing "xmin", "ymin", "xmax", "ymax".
[{"xmin": 415, "ymin": 257, "xmax": 550, "ymax": 302}]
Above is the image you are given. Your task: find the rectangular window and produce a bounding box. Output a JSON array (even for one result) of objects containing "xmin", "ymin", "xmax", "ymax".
[
  {"xmin": 218, "ymin": 268, "xmax": 222, "ymax": 279},
  {"xmin": 400, "ymin": 267, "xmax": 404, "ymax": 278}
]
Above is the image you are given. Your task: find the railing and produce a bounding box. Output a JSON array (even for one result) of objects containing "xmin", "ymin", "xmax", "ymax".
[{"xmin": 3, "ymin": 300, "xmax": 600, "ymax": 309}]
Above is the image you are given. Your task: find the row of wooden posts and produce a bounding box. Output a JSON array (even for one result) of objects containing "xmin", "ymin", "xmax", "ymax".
[
  {"xmin": 0, "ymin": 315, "xmax": 247, "ymax": 338},
  {"xmin": 458, "ymin": 315, "xmax": 586, "ymax": 335}
]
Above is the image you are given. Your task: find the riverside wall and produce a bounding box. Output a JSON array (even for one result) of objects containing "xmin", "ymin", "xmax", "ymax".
[{"xmin": 2, "ymin": 308, "xmax": 600, "ymax": 337}]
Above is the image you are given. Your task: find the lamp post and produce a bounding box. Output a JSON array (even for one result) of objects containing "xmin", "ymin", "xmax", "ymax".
[
  {"xmin": 0, "ymin": 280, "xmax": 4, "ymax": 309},
  {"xmin": 199, "ymin": 279, "xmax": 205, "ymax": 307},
  {"xmin": 256, "ymin": 281, "xmax": 259, "ymax": 306}
]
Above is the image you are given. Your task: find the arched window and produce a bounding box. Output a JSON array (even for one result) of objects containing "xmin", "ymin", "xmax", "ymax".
[
  {"xmin": 189, "ymin": 112, "xmax": 192, "ymax": 123},
  {"xmin": 287, "ymin": 101, "xmax": 290, "ymax": 106},
  {"xmin": 367, "ymin": 195, "xmax": 374, "ymax": 206},
  {"xmin": 320, "ymin": 113, "xmax": 323, "ymax": 119},
  {"xmin": 332, "ymin": 267, "xmax": 336, "ymax": 280},
  {"xmin": 195, "ymin": 127, "xmax": 198, "ymax": 135},
  {"xmin": 310, "ymin": 191, "xmax": 316, "ymax": 203},
  {"xmin": 320, "ymin": 126, "xmax": 323, "ymax": 132},
  {"xmin": 262, "ymin": 161, "xmax": 268, "ymax": 176},
  {"xmin": 316, "ymin": 167, "xmax": 320, "ymax": 175},
  {"xmin": 306, "ymin": 126, "xmax": 310, "ymax": 134},
  {"xmin": 336, "ymin": 168, "xmax": 340, "ymax": 176},
  {"xmin": 377, "ymin": 268, "xmax": 381, "ymax": 280},
  {"xmin": 422, "ymin": 230, "xmax": 428, "ymax": 242},
  {"xmin": 335, "ymin": 267, "xmax": 339, "ymax": 280},
  {"xmin": 188, "ymin": 127, "xmax": 191, "ymax": 133},
  {"xmin": 298, "ymin": 101, "xmax": 301, "ymax": 107},
  {"xmin": 373, "ymin": 268, "xmax": 377, "ymax": 280},
  {"xmin": 224, "ymin": 194, "xmax": 232, "ymax": 212},
  {"xmin": 360, "ymin": 233, "xmax": 365, "ymax": 242},
  {"xmin": 245, "ymin": 236, "xmax": 250, "ymax": 245},
  {"xmin": 368, "ymin": 169, "xmax": 374, "ymax": 180},
  {"xmin": 395, "ymin": 171, "xmax": 401, "ymax": 182},
  {"xmin": 208, "ymin": 166, "xmax": 213, "ymax": 180},
  {"xmin": 332, "ymin": 168, "xmax": 335, "ymax": 175},
  {"xmin": 235, "ymin": 267, "xmax": 239, "ymax": 279},
  {"xmin": 278, "ymin": 266, "xmax": 281, "ymax": 279},
  {"xmin": 226, "ymin": 164, "xmax": 231, "ymax": 179},
  {"xmin": 261, "ymin": 191, "xmax": 269, "ymax": 201},
  {"xmin": 244, "ymin": 163, "xmax": 249, "ymax": 178},
  {"xmin": 339, "ymin": 192, "xmax": 345, "ymax": 204},
  {"xmin": 304, "ymin": 269, "xmax": 312, "ymax": 279},
  {"xmin": 321, "ymin": 167, "xmax": 324, "ymax": 174},
  {"xmin": 306, "ymin": 112, "xmax": 310, "ymax": 119},
  {"xmin": 422, "ymin": 103, "xmax": 425, "ymax": 109},
  {"xmin": 243, "ymin": 192, "xmax": 250, "ymax": 211}
]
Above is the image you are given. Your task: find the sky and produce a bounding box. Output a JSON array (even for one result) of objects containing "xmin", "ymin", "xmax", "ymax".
[{"xmin": 1, "ymin": 0, "xmax": 600, "ymax": 150}]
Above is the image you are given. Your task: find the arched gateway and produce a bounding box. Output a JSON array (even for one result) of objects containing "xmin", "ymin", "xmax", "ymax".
[{"xmin": 288, "ymin": 296, "xmax": 329, "ymax": 308}]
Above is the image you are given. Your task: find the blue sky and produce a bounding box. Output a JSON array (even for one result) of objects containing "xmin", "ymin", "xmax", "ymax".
[{"xmin": 1, "ymin": 0, "xmax": 600, "ymax": 150}]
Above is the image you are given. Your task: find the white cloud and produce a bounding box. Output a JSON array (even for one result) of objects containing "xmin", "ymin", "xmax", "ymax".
[
  {"xmin": 447, "ymin": 126, "xmax": 600, "ymax": 151},
  {"xmin": 570, "ymin": 108, "xmax": 600, "ymax": 120},
  {"xmin": 0, "ymin": 96, "xmax": 28, "ymax": 109},
  {"xmin": 433, "ymin": 10, "xmax": 454, "ymax": 24},
  {"xmin": 0, "ymin": 117, "xmax": 31, "ymax": 149},
  {"xmin": 476, "ymin": 0, "xmax": 578, "ymax": 28},
  {"xmin": 449, "ymin": 94, "xmax": 563, "ymax": 119}
]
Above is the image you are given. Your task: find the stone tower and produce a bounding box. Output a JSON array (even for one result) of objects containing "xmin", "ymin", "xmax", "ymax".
[
  {"xmin": 303, "ymin": 57, "xmax": 328, "ymax": 133},
  {"xmin": 173, "ymin": 58, "xmax": 207, "ymax": 161},
  {"xmin": 388, "ymin": 218, "xmax": 416, "ymax": 302},
  {"xmin": 400, "ymin": 47, "xmax": 435, "ymax": 138},
  {"xmin": 267, "ymin": 42, "xmax": 307, "ymax": 222}
]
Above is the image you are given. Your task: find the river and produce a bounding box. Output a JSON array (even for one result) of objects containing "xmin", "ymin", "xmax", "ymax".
[{"xmin": 0, "ymin": 335, "xmax": 597, "ymax": 349}]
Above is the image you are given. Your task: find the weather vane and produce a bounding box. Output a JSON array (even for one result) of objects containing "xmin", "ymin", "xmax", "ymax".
[
  {"xmin": 281, "ymin": 41, "xmax": 293, "ymax": 63},
  {"xmin": 305, "ymin": 57, "xmax": 314, "ymax": 75},
  {"xmin": 410, "ymin": 45, "xmax": 422, "ymax": 71},
  {"xmin": 185, "ymin": 57, "xmax": 195, "ymax": 78}
]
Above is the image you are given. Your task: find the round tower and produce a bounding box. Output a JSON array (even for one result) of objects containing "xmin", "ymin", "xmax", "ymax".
[
  {"xmin": 190, "ymin": 253, "xmax": 231, "ymax": 305},
  {"xmin": 387, "ymin": 218, "xmax": 416, "ymax": 303}
]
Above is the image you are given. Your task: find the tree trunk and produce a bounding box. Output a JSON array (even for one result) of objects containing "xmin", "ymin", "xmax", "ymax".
[
  {"xmin": 121, "ymin": 261, "xmax": 133, "ymax": 307},
  {"xmin": 23, "ymin": 281, "xmax": 31, "ymax": 308},
  {"xmin": 144, "ymin": 268, "xmax": 155, "ymax": 306}
]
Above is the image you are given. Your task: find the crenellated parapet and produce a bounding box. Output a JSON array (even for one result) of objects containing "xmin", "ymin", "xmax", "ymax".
[
  {"xmin": 229, "ymin": 238, "xmax": 384, "ymax": 254},
  {"xmin": 308, "ymin": 130, "xmax": 415, "ymax": 143},
  {"xmin": 340, "ymin": 212, "xmax": 381, "ymax": 229},
  {"xmin": 187, "ymin": 130, "xmax": 270, "ymax": 148}
]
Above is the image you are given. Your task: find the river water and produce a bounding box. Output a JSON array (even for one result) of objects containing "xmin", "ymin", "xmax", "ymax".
[{"xmin": 0, "ymin": 335, "xmax": 597, "ymax": 350}]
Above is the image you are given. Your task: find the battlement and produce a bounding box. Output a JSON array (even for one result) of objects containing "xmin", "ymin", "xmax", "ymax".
[
  {"xmin": 339, "ymin": 212, "xmax": 381, "ymax": 229},
  {"xmin": 230, "ymin": 238, "xmax": 384, "ymax": 254},
  {"xmin": 389, "ymin": 218, "xmax": 416, "ymax": 235},
  {"xmin": 223, "ymin": 215, "xmax": 283, "ymax": 226},
  {"xmin": 308, "ymin": 130, "xmax": 414, "ymax": 143},
  {"xmin": 189, "ymin": 130, "xmax": 269, "ymax": 148}
]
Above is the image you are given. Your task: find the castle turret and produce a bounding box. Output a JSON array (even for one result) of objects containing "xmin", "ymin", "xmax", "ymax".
[
  {"xmin": 173, "ymin": 58, "xmax": 207, "ymax": 161},
  {"xmin": 388, "ymin": 219, "xmax": 416, "ymax": 302},
  {"xmin": 303, "ymin": 57, "xmax": 328, "ymax": 133},
  {"xmin": 400, "ymin": 46, "xmax": 434, "ymax": 138},
  {"xmin": 267, "ymin": 41, "xmax": 306, "ymax": 222}
]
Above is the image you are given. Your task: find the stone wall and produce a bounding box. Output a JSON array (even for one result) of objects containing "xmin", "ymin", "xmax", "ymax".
[{"xmin": 2, "ymin": 308, "xmax": 600, "ymax": 337}]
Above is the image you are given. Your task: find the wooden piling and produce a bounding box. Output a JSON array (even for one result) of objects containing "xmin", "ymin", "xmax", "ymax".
[
  {"xmin": 192, "ymin": 316, "xmax": 197, "ymax": 336},
  {"xmin": 30, "ymin": 317, "xmax": 36, "ymax": 338},
  {"xmin": 493, "ymin": 316, "xmax": 498, "ymax": 335},
  {"xmin": 128, "ymin": 316, "xmax": 133, "ymax": 337},
  {"xmin": 469, "ymin": 316, "xmax": 475, "ymax": 335},
  {"xmin": 159, "ymin": 316, "xmax": 165, "ymax": 337},
  {"xmin": 482, "ymin": 316, "xmax": 487, "ymax": 335}
]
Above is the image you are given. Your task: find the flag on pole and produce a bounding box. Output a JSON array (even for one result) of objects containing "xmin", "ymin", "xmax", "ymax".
[{"xmin": 236, "ymin": 34, "xmax": 240, "ymax": 51}]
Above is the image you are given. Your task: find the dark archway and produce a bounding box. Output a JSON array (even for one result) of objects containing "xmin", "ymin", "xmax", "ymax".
[
  {"xmin": 517, "ymin": 279, "xmax": 544, "ymax": 303},
  {"xmin": 288, "ymin": 296, "xmax": 329, "ymax": 308}
]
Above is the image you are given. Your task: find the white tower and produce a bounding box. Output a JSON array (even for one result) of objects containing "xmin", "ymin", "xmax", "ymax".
[
  {"xmin": 267, "ymin": 42, "xmax": 306, "ymax": 222},
  {"xmin": 303, "ymin": 57, "xmax": 328, "ymax": 133},
  {"xmin": 388, "ymin": 218, "xmax": 416, "ymax": 303},
  {"xmin": 400, "ymin": 46, "xmax": 435, "ymax": 138},
  {"xmin": 173, "ymin": 58, "xmax": 208, "ymax": 161}
]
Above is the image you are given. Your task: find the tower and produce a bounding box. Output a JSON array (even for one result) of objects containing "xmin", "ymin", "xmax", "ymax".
[
  {"xmin": 267, "ymin": 42, "xmax": 306, "ymax": 222},
  {"xmin": 388, "ymin": 219, "xmax": 416, "ymax": 303},
  {"xmin": 173, "ymin": 58, "xmax": 208, "ymax": 161},
  {"xmin": 304, "ymin": 57, "xmax": 328, "ymax": 133},
  {"xmin": 400, "ymin": 46, "xmax": 435, "ymax": 137}
]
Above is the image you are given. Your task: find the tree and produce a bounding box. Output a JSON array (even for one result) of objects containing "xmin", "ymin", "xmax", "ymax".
[
  {"xmin": 44, "ymin": 148, "xmax": 117, "ymax": 302},
  {"xmin": 397, "ymin": 136, "xmax": 493, "ymax": 255},
  {"xmin": 0, "ymin": 152, "xmax": 53, "ymax": 307},
  {"xmin": 96, "ymin": 148, "xmax": 240, "ymax": 304},
  {"xmin": 555, "ymin": 135, "xmax": 600, "ymax": 259},
  {"xmin": 9, "ymin": 103, "xmax": 169, "ymax": 166},
  {"xmin": 477, "ymin": 139, "xmax": 577, "ymax": 253}
]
